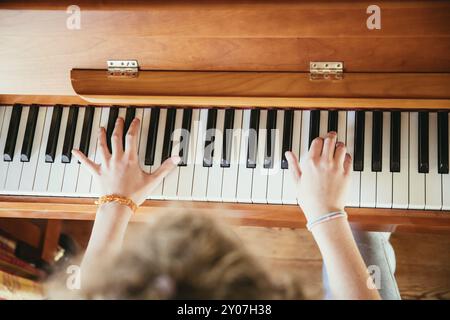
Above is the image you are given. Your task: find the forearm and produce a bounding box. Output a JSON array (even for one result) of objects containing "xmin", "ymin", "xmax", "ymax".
[
  {"xmin": 312, "ymin": 218, "xmax": 381, "ymax": 300},
  {"xmin": 81, "ymin": 202, "xmax": 132, "ymax": 269}
]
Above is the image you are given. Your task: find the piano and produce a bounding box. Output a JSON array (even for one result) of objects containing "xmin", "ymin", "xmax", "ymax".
[{"xmin": 0, "ymin": 0, "xmax": 449, "ymax": 233}]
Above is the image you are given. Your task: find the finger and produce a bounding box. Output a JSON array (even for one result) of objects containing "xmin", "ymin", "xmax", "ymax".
[
  {"xmin": 309, "ymin": 137, "xmax": 324, "ymax": 160},
  {"xmin": 97, "ymin": 127, "xmax": 111, "ymax": 163},
  {"xmin": 111, "ymin": 117, "xmax": 124, "ymax": 156},
  {"xmin": 322, "ymin": 131, "xmax": 337, "ymax": 161},
  {"xmin": 285, "ymin": 151, "xmax": 301, "ymax": 183},
  {"xmin": 148, "ymin": 156, "xmax": 181, "ymax": 186},
  {"xmin": 125, "ymin": 118, "xmax": 140, "ymax": 156},
  {"xmin": 343, "ymin": 153, "xmax": 352, "ymax": 176},
  {"xmin": 334, "ymin": 141, "xmax": 347, "ymax": 165},
  {"xmin": 72, "ymin": 149, "xmax": 100, "ymax": 176}
]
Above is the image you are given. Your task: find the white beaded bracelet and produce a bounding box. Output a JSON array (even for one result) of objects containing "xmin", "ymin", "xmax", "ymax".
[{"xmin": 306, "ymin": 211, "xmax": 348, "ymax": 231}]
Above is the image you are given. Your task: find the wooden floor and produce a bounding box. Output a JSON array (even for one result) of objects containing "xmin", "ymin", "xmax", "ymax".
[{"xmin": 60, "ymin": 219, "xmax": 450, "ymax": 300}]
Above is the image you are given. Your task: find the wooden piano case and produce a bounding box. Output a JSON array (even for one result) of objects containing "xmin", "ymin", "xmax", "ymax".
[{"xmin": 0, "ymin": 0, "xmax": 449, "ymax": 233}]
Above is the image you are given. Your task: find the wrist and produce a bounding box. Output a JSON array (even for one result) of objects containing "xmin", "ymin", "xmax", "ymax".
[
  {"xmin": 310, "ymin": 216, "xmax": 350, "ymax": 237},
  {"xmin": 299, "ymin": 204, "xmax": 346, "ymax": 222}
]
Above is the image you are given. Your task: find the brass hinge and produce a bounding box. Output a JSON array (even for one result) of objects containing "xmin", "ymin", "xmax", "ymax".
[
  {"xmin": 107, "ymin": 60, "xmax": 139, "ymax": 77},
  {"xmin": 309, "ymin": 62, "xmax": 343, "ymax": 80}
]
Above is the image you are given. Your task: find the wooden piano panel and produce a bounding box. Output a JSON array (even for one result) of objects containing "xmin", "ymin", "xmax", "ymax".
[
  {"xmin": 0, "ymin": 196, "xmax": 450, "ymax": 234},
  {"xmin": 0, "ymin": 0, "xmax": 449, "ymax": 101}
]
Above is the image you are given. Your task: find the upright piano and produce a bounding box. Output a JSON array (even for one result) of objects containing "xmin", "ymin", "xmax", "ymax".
[{"xmin": 0, "ymin": 0, "xmax": 449, "ymax": 233}]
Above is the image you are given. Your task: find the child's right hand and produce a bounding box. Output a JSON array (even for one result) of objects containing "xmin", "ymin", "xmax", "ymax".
[{"xmin": 285, "ymin": 132, "xmax": 352, "ymax": 221}]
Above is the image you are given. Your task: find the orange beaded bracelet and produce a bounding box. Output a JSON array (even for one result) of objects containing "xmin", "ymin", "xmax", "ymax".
[{"xmin": 95, "ymin": 194, "xmax": 138, "ymax": 213}]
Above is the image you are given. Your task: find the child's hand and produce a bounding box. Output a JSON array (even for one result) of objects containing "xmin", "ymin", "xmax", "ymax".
[
  {"xmin": 285, "ymin": 132, "xmax": 352, "ymax": 221},
  {"xmin": 72, "ymin": 117, "xmax": 180, "ymax": 206}
]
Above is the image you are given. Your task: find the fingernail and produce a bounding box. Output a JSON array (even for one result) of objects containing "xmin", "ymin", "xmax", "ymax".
[
  {"xmin": 328, "ymin": 131, "xmax": 337, "ymax": 136},
  {"xmin": 336, "ymin": 141, "xmax": 344, "ymax": 147},
  {"xmin": 171, "ymin": 156, "xmax": 181, "ymax": 164}
]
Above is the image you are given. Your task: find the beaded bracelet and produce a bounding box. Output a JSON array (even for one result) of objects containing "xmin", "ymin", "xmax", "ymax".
[
  {"xmin": 306, "ymin": 211, "xmax": 348, "ymax": 231},
  {"xmin": 95, "ymin": 194, "xmax": 138, "ymax": 213}
]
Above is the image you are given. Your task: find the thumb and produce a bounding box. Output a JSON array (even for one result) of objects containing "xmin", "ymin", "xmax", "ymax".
[
  {"xmin": 285, "ymin": 151, "xmax": 301, "ymax": 184},
  {"xmin": 343, "ymin": 153, "xmax": 352, "ymax": 176},
  {"xmin": 148, "ymin": 156, "xmax": 181, "ymax": 186}
]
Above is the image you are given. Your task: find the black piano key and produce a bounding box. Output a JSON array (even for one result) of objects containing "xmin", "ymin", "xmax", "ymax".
[
  {"xmin": 179, "ymin": 109, "xmax": 193, "ymax": 166},
  {"xmin": 281, "ymin": 110, "xmax": 294, "ymax": 169},
  {"xmin": 309, "ymin": 110, "xmax": 320, "ymax": 148},
  {"xmin": 106, "ymin": 106, "xmax": 119, "ymax": 153},
  {"xmin": 246, "ymin": 109, "xmax": 260, "ymax": 168},
  {"xmin": 418, "ymin": 112, "xmax": 429, "ymax": 173},
  {"xmin": 203, "ymin": 109, "xmax": 217, "ymax": 167},
  {"xmin": 61, "ymin": 106, "xmax": 79, "ymax": 163},
  {"xmin": 371, "ymin": 111, "xmax": 383, "ymax": 172},
  {"xmin": 221, "ymin": 109, "xmax": 235, "ymax": 168},
  {"xmin": 20, "ymin": 105, "xmax": 39, "ymax": 162},
  {"xmin": 45, "ymin": 105, "xmax": 63, "ymax": 163},
  {"xmin": 3, "ymin": 104, "xmax": 23, "ymax": 162},
  {"xmin": 161, "ymin": 108, "xmax": 177, "ymax": 163},
  {"xmin": 123, "ymin": 107, "xmax": 136, "ymax": 149},
  {"xmin": 264, "ymin": 109, "xmax": 277, "ymax": 169},
  {"xmin": 390, "ymin": 111, "xmax": 401, "ymax": 172},
  {"xmin": 353, "ymin": 111, "xmax": 365, "ymax": 171},
  {"xmin": 78, "ymin": 106, "xmax": 95, "ymax": 157},
  {"xmin": 438, "ymin": 111, "xmax": 449, "ymax": 174},
  {"xmin": 144, "ymin": 108, "xmax": 160, "ymax": 166},
  {"xmin": 327, "ymin": 110, "xmax": 338, "ymax": 133}
]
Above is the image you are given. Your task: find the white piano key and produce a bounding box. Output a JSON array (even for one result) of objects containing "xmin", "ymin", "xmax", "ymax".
[
  {"xmin": 392, "ymin": 112, "xmax": 409, "ymax": 209},
  {"xmin": 91, "ymin": 107, "xmax": 110, "ymax": 195},
  {"xmin": 191, "ymin": 109, "xmax": 209, "ymax": 201},
  {"xmin": 376, "ymin": 112, "xmax": 393, "ymax": 208},
  {"xmin": 267, "ymin": 110, "xmax": 284, "ymax": 204},
  {"xmin": 282, "ymin": 110, "xmax": 301, "ymax": 204},
  {"xmin": 360, "ymin": 112, "xmax": 376, "ymax": 207},
  {"xmin": 425, "ymin": 113, "xmax": 442, "ymax": 210},
  {"xmin": 47, "ymin": 107, "xmax": 69, "ymax": 194},
  {"xmin": 251, "ymin": 110, "xmax": 268, "ymax": 203},
  {"xmin": 20, "ymin": 107, "xmax": 47, "ymax": 192},
  {"xmin": 319, "ymin": 110, "xmax": 328, "ymax": 137},
  {"xmin": 5, "ymin": 107, "xmax": 29, "ymax": 192},
  {"xmin": 178, "ymin": 109, "xmax": 201, "ymax": 200},
  {"xmin": 118, "ymin": 107, "xmax": 127, "ymax": 119},
  {"xmin": 138, "ymin": 108, "xmax": 151, "ymax": 174},
  {"xmin": 0, "ymin": 106, "xmax": 12, "ymax": 189},
  {"xmin": 299, "ymin": 110, "xmax": 310, "ymax": 159},
  {"xmin": 443, "ymin": 112, "xmax": 450, "ymax": 210},
  {"xmin": 236, "ymin": 110, "xmax": 253, "ymax": 203},
  {"xmin": 337, "ymin": 111, "xmax": 347, "ymax": 143},
  {"xmin": 0, "ymin": 107, "xmax": 5, "ymax": 134},
  {"xmin": 134, "ymin": 108, "xmax": 144, "ymax": 150},
  {"xmin": 408, "ymin": 112, "xmax": 425, "ymax": 209},
  {"xmin": 206, "ymin": 109, "xmax": 225, "ymax": 201},
  {"xmin": 163, "ymin": 108, "xmax": 183, "ymax": 199},
  {"xmin": 61, "ymin": 107, "xmax": 84, "ymax": 194},
  {"xmin": 346, "ymin": 111, "xmax": 360, "ymax": 207},
  {"xmin": 222, "ymin": 110, "xmax": 243, "ymax": 202},
  {"xmin": 77, "ymin": 107, "xmax": 102, "ymax": 195},
  {"xmin": 149, "ymin": 108, "xmax": 168, "ymax": 199},
  {"xmin": 33, "ymin": 107, "xmax": 54, "ymax": 192}
]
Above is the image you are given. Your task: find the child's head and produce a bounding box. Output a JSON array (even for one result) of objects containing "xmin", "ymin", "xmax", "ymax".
[{"xmin": 47, "ymin": 209, "xmax": 302, "ymax": 299}]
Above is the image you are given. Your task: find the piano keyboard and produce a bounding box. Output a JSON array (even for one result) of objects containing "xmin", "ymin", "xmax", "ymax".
[{"xmin": 0, "ymin": 104, "xmax": 449, "ymax": 210}]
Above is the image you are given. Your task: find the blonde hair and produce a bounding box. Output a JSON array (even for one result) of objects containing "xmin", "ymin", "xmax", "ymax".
[{"xmin": 47, "ymin": 209, "xmax": 302, "ymax": 299}]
